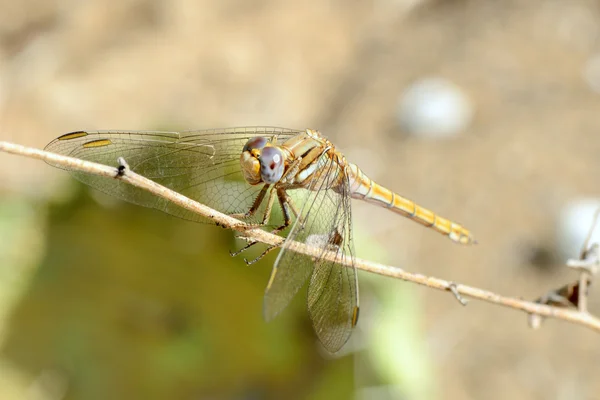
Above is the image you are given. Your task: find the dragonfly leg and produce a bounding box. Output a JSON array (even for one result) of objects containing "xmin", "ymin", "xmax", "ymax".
[
  {"xmin": 244, "ymin": 188, "xmax": 294, "ymax": 265},
  {"xmin": 230, "ymin": 184, "xmax": 271, "ymax": 222},
  {"xmin": 230, "ymin": 187, "xmax": 277, "ymax": 257},
  {"xmin": 284, "ymin": 192, "xmax": 302, "ymax": 221},
  {"xmin": 259, "ymin": 187, "xmax": 277, "ymax": 225},
  {"xmin": 269, "ymin": 188, "xmax": 294, "ymax": 235}
]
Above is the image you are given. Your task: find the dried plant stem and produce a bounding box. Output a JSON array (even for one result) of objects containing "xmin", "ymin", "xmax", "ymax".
[{"xmin": 2, "ymin": 140, "xmax": 600, "ymax": 333}]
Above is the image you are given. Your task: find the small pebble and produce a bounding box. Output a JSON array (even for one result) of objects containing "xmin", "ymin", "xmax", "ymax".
[
  {"xmin": 397, "ymin": 78, "xmax": 473, "ymax": 138},
  {"xmin": 557, "ymin": 199, "xmax": 600, "ymax": 260}
]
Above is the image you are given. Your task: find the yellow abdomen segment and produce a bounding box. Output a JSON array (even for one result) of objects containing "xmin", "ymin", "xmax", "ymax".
[
  {"xmin": 386, "ymin": 192, "xmax": 474, "ymax": 244},
  {"xmin": 348, "ymin": 164, "xmax": 474, "ymax": 245}
]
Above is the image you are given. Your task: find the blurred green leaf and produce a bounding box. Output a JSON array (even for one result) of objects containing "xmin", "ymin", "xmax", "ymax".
[{"xmin": 0, "ymin": 185, "xmax": 357, "ymax": 399}]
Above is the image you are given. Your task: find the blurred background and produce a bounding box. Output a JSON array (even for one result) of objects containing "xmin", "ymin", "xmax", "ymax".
[{"xmin": 1, "ymin": 0, "xmax": 600, "ymax": 399}]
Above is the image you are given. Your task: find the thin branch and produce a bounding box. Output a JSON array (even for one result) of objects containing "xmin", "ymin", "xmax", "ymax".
[
  {"xmin": 2, "ymin": 140, "xmax": 600, "ymax": 334},
  {"xmin": 568, "ymin": 243, "xmax": 599, "ymax": 313},
  {"xmin": 575, "ymin": 209, "xmax": 600, "ymax": 313},
  {"xmin": 579, "ymin": 208, "xmax": 600, "ymax": 259},
  {"xmin": 579, "ymin": 271, "xmax": 590, "ymax": 313}
]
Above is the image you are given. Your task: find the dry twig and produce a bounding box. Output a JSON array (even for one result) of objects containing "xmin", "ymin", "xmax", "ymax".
[
  {"xmin": 529, "ymin": 209, "xmax": 599, "ymax": 328},
  {"xmin": 1, "ymin": 140, "xmax": 600, "ymax": 334}
]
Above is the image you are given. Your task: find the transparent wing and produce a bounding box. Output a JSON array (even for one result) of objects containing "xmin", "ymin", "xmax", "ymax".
[
  {"xmin": 306, "ymin": 174, "xmax": 358, "ymax": 353},
  {"xmin": 45, "ymin": 127, "xmax": 301, "ymax": 223},
  {"xmin": 263, "ymin": 156, "xmax": 359, "ymax": 353}
]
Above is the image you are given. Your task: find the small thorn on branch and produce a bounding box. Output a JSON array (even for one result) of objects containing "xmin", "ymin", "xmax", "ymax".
[
  {"xmin": 528, "ymin": 313, "xmax": 543, "ymax": 330},
  {"xmin": 448, "ymin": 282, "xmax": 468, "ymax": 306}
]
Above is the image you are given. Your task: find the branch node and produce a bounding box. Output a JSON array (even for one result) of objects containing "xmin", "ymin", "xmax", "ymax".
[
  {"xmin": 116, "ymin": 157, "xmax": 129, "ymax": 177},
  {"xmin": 567, "ymin": 243, "xmax": 599, "ymax": 275}
]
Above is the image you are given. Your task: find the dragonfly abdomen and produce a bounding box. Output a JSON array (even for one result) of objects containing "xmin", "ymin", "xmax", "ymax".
[{"xmin": 347, "ymin": 163, "xmax": 474, "ymax": 245}]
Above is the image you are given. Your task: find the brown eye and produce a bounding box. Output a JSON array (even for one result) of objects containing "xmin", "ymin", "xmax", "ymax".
[
  {"xmin": 260, "ymin": 146, "xmax": 284, "ymax": 184},
  {"xmin": 243, "ymin": 137, "xmax": 268, "ymax": 152}
]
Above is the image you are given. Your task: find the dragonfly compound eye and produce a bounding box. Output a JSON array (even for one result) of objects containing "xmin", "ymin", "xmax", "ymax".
[
  {"xmin": 242, "ymin": 136, "xmax": 268, "ymax": 152},
  {"xmin": 259, "ymin": 146, "xmax": 284, "ymax": 184},
  {"xmin": 240, "ymin": 137, "xmax": 270, "ymax": 185}
]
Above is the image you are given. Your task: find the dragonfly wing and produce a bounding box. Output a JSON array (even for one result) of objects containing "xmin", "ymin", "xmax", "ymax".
[
  {"xmin": 306, "ymin": 175, "xmax": 358, "ymax": 353},
  {"xmin": 263, "ymin": 156, "xmax": 358, "ymax": 353},
  {"xmin": 262, "ymin": 188, "xmax": 316, "ymax": 323},
  {"xmin": 45, "ymin": 127, "xmax": 300, "ymax": 223}
]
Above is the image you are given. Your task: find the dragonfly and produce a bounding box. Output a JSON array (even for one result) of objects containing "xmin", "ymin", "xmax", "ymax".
[{"xmin": 45, "ymin": 127, "xmax": 474, "ymax": 353}]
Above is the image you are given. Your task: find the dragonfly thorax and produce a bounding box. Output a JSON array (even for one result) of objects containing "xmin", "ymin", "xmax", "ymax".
[{"xmin": 240, "ymin": 137, "xmax": 285, "ymax": 185}]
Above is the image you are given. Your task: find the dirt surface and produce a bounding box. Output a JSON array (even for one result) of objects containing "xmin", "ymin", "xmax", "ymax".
[{"xmin": 1, "ymin": 0, "xmax": 600, "ymax": 399}]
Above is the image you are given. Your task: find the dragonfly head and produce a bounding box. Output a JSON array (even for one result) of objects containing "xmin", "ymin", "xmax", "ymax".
[{"xmin": 240, "ymin": 137, "xmax": 285, "ymax": 185}]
